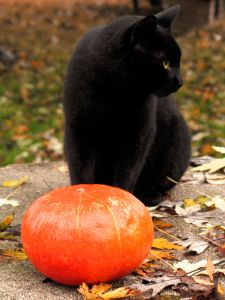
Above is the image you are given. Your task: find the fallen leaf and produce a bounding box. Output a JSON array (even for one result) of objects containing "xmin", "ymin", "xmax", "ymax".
[
  {"xmin": 129, "ymin": 275, "xmax": 182, "ymax": 297},
  {"xmin": 206, "ymin": 172, "xmax": 225, "ymax": 185},
  {"xmin": 135, "ymin": 262, "xmax": 161, "ymax": 276},
  {"xmin": 78, "ymin": 282, "xmax": 138, "ymax": 300},
  {"xmin": 175, "ymin": 204, "xmax": 201, "ymax": 217},
  {"xmin": 152, "ymin": 238, "xmax": 183, "ymax": 250},
  {"xmin": 174, "ymin": 233, "xmax": 209, "ymax": 254},
  {"xmin": 213, "ymin": 146, "xmax": 225, "ymax": 154},
  {"xmin": 212, "ymin": 196, "xmax": 225, "ymax": 211},
  {"xmin": 0, "ymin": 232, "xmax": 19, "ymax": 241},
  {"xmin": 148, "ymin": 249, "xmax": 176, "ymax": 260},
  {"xmin": 153, "ymin": 219, "xmax": 173, "ymax": 229},
  {"xmin": 173, "ymin": 259, "xmax": 219, "ymax": 274},
  {"xmin": 192, "ymin": 158, "xmax": 225, "ymax": 174},
  {"xmin": 78, "ymin": 283, "xmax": 112, "ymax": 299},
  {"xmin": 2, "ymin": 175, "xmax": 28, "ymax": 187},
  {"xmin": 31, "ymin": 60, "xmax": 43, "ymax": 71},
  {"xmin": 184, "ymin": 196, "xmax": 209, "ymax": 208},
  {"xmin": 218, "ymin": 244, "xmax": 225, "ymax": 258},
  {"xmin": 100, "ymin": 287, "xmax": 138, "ymax": 299},
  {"xmin": 206, "ymin": 256, "xmax": 215, "ymax": 281},
  {"xmin": 0, "ymin": 214, "xmax": 14, "ymax": 231},
  {"xmin": 0, "ymin": 198, "xmax": 20, "ymax": 207},
  {"xmin": 193, "ymin": 275, "xmax": 214, "ymax": 286},
  {"xmin": 191, "ymin": 156, "xmax": 213, "ymax": 166},
  {"xmin": 158, "ymin": 200, "xmax": 176, "ymax": 208},
  {"xmin": 57, "ymin": 165, "xmax": 68, "ymax": 173},
  {"xmin": 184, "ymin": 209, "xmax": 225, "ymax": 228},
  {"xmin": 214, "ymin": 272, "xmax": 225, "ymax": 296},
  {"xmin": 0, "ymin": 249, "xmax": 27, "ymax": 260}
]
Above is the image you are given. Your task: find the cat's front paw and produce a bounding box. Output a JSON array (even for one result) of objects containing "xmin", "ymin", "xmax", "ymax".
[{"xmin": 137, "ymin": 193, "xmax": 163, "ymax": 207}]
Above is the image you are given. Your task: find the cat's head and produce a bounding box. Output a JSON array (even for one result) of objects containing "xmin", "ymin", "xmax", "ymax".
[{"xmin": 129, "ymin": 5, "xmax": 182, "ymax": 97}]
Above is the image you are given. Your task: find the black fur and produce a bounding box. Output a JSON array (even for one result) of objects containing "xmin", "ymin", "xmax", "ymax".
[{"xmin": 63, "ymin": 5, "xmax": 191, "ymax": 206}]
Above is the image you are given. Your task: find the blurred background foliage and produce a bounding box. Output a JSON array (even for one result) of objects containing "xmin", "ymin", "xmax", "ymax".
[{"xmin": 0, "ymin": 0, "xmax": 224, "ymax": 166}]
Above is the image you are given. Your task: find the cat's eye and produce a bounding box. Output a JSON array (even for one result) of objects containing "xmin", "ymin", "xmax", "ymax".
[{"xmin": 163, "ymin": 60, "xmax": 170, "ymax": 70}]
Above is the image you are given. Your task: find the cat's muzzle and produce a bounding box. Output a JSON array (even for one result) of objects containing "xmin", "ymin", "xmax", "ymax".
[{"xmin": 153, "ymin": 77, "xmax": 183, "ymax": 97}]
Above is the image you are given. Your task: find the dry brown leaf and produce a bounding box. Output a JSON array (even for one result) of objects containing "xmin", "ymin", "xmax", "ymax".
[
  {"xmin": 152, "ymin": 238, "xmax": 183, "ymax": 250},
  {"xmin": 148, "ymin": 249, "xmax": 176, "ymax": 260},
  {"xmin": 78, "ymin": 283, "xmax": 112, "ymax": 299},
  {"xmin": 2, "ymin": 175, "xmax": 28, "ymax": 187},
  {"xmin": 218, "ymin": 244, "xmax": 225, "ymax": 258},
  {"xmin": 0, "ymin": 214, "xmax": 14, "ymax": 231},
  {"xmin": 78, "ymin": 282, "xmax": 138, "ymax": 300},
  {"xmin": 135, "ymin": 262, "xmax": 161, "ymax": 276},
  {"xmin": 0, "ymin": 249, "xmax": 27, "ymax": 260},
  {"xmin": 206, "ymin": 256, "xmax": 215, "ymax": 281},
  {"xmin": 214, "ymin": 272, "xmax": 225, "ymax": 296},
  {"xmin": 217, "ymin": 281, "xmax": 225, "ymax": 295},
  {"xmin": 153, "ymin": 219, "xmax": 173, "ymax": 229},
  {"xmin": 174, "ymin": 233, "xmax": 209, "ymax": 255},
  {"xmin": 193, "ymin": 275, "xmax": 214, "ymax": 286},
  {"xmin": 101, "ymin": 287, "xmax": 138, "ymax": 299},
  {"xmin": 129, "ymin": 275, "xmax": 181, "ymax": 297},
  {"xmin": 31, "ymin": 60, "xmax": 43, "ymax": 71}
]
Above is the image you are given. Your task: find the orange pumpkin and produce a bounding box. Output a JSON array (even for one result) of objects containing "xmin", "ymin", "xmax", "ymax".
[{"xmin": 21, "ymin": 184, "xmax": 153, "ymax": 285}]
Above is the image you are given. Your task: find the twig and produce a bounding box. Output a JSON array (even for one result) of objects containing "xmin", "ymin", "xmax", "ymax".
[
  {"xmin": 42, "ymin": 178, "xmax": 53, "ymax": 190},
  {"xmin": 148, "ymin": 252, "xmax": 177, "ymax": 271},
  {"xmin": 154, "ymin": 226, "xmax": 181, "ymax": 241},
  {"xmin": 6, "ymin": 186, "xmax": 22, "ymax": 200},
  {"xmin": 199, "ymin": 234, "xmax": 221, "ymax": 247},
  {"xmin": 167, "ymin": 176, "xmax": 214, "ymax": 200}
]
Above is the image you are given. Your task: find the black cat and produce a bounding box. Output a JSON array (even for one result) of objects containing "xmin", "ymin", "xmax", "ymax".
[{"xmin": 63, "ymin": 5, "xmax": 191, "ymax": 206}]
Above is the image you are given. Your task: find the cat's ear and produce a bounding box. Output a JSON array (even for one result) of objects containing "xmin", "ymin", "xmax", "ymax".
[
  {"xmin": 131, "ymin": 15, "xmax": 157, "ymax": 44},
  {"xmin": 156, "ymin": 4, "xmax": 180, "ymax": 29}
]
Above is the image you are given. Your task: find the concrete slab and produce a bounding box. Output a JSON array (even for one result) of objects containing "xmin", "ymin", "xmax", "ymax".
[{"xmin": 0, "ymin": 161, "xmax": 224, "ymax": 299}]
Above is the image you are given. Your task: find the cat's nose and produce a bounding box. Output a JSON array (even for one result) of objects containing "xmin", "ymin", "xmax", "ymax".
[{"xmin": 174, "ymin": 76, "xmax": 183, "ymax": 88}]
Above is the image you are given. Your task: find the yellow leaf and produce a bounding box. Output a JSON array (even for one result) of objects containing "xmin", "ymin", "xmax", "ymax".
[
  {"xmin": 0, "ymin": 214, "xmax": 14, "ymax": 231},
  {"xmin": 2, "ymin": 175, "xmax": 28, "ymax": 187},
  {"xmin": 135, "ymin": 262, "xmax": 160, "ymax": 276},
  {"xmin": 184, "ymin": 196, "xmax": 209, "ymax": 208},
  {"xmin": 78, "ymin": 283, "xmax": 112, "ymax": 300},
  {"xmin": 217, "ymin": 282, "xmax": 225, "ymax": 295},
  {"xmin": 152, "ymin": 238, "xmax": 183, "ymax": 250},
  {"xmin": 153, "ymin": 219, "xmax": 173, "ymax": 228},
  {"xmin": 78, "ymin": 283, "xmax": 138, "ymax": 300},
  {"xmin": 0, "ymin": 249, "xmax": 27, "ymax": 260},
  {"xmin": 0, "ymin": 232, "xmax": 18, "ymax": 240},
  {"xmin": 148, "ymin": 249, "xmax": 176, "ymax": 260},
  {"xmin": 183, "ymin": 198, "xmax": 196, "ymax": 208}
]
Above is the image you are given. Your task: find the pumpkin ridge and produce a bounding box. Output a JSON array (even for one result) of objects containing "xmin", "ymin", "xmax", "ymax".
[
  {"xmin": 75, "ymin": 193, "xmax": 83, "ymax": 237},
  {"xmin": 84, "ymin": 191, "xmax": 122, "ymax": 259},
  {"xmin": 102, "ymin": 202, "xmax": 122, "ymax": 259}
]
